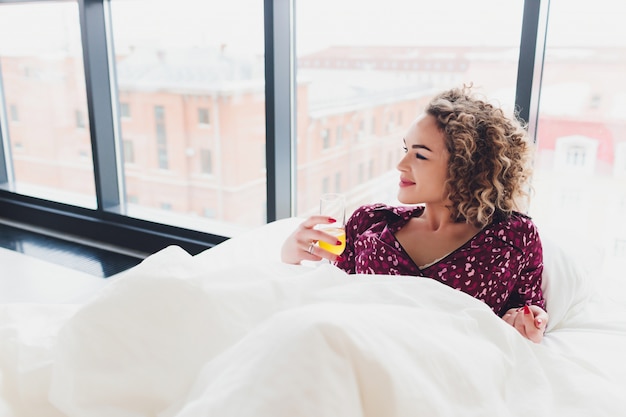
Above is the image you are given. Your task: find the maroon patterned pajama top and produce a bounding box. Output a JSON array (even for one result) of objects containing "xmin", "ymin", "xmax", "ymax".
[{"xmin": 334, "ymin": 204, "xmax": 546, "ymax": 316}]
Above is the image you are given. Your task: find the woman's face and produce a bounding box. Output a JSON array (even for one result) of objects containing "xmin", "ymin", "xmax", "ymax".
[{"xmin": 396, "ymin": 114, "xmax": 450, "ymax": 205}]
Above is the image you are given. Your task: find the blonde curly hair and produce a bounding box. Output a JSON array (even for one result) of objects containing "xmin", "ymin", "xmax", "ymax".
[{"xmin": 425, "ymin": 86, "xmax": 533, "ymax": 228}]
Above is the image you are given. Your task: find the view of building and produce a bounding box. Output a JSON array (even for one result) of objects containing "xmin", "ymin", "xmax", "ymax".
[{"xmin": 2, "ymin": 44, "xmax": 626, "ymax": 272}]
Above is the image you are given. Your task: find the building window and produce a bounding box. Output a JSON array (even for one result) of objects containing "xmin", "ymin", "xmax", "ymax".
[
  {"xmin": 558, "ymin": 188, "xmax": 582, "ymax": 209},
  {"xmin": 619, "ymin": 194, "xmax": 626, "ymax": 213},
  {"xmin": 615, "ymin": 142, "xmax": 626, "ymax": 178},
  {"xmin": 9, "ymin": 104, "xmax": 18, "ymax": 122},
  {"xmin": 198, "ymin": 108, "xmax": 210, "ymax": 125},
  {"xmin": 387, "ymin": 112, "xmax": 395, "ymax": 132},
  {"xmin": 589, "ymin": 93, "xmax": 601, "ymax": 109},
  {"xmin": 120, "ymin": 102, "xmax": 131, "ymax": 118},
  {"xmin": 336, "ymin": 125, "xmax": 343, "ymax": 146},
  {"xmin": 334, "ymin": 172, "xmax": 342, "ymax": 192},
  {"xmin": 614, "ymin": 239, "xmax": 626, "ymax": 258},
  {"xmin": 565, "ymin": 145, "xmax": 586, "ymax": 167},
  {"xmin": 160, "ymin": 202, "xmax": 172, "ymax": 211},
  {"xmin": 358, "ymin": 162, "xmax": 365, "ymax": 183},
  {"xmin": 123, "ymin": 139, "xmax": 134, "ymax": 163},
  {"xmin": 321, "ymin": 128, "xmax": 330, "ymax": 149},
  {"xmin": 204, "ymin": 208, "xmax": 216, "ymax": 218},
  {"xmin": 322, "ymin": 176, "xmax": 330, "ymax": 194},
  {"xmin": 554, "ymin": 135, "xmax": 598, "ymax": 174},
  {"xmin": 155, "ymin": 105, "xmax": 168, "ymax": 169},
  {"xmin": 76, "ymin": 110, "xmax": 86, "ymax": 128},
  {"xmin": 200, "ymin": 149, "xmax": 213, "ymax": 174},
  {"xmin": 358, "ymin": 119, "xmax": 365, "ymax": 140}
]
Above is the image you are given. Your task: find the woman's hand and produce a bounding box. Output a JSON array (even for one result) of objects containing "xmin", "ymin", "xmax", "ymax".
[
  {"xmin": 281, "ymin": 216, "xmax": 343, "ymax": 264},
  {"xmin": 502, "ymin": 305, "xmax": 549, "ymax": 343}
]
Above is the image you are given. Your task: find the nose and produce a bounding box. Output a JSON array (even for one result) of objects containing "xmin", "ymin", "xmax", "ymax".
[{"xmin": 396, "ymin": 151, "xmax": 409, "ymax": 172}]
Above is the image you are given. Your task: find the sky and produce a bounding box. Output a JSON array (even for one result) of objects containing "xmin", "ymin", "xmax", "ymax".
[{"xmin": 0, "ymin": 0, "xmax": 625, "ymax": 57}]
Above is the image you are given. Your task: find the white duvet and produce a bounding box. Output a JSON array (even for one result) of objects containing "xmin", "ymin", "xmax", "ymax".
[{"xmin": 1, "ymin": 219, "xmax": 625, "ymax": 417}]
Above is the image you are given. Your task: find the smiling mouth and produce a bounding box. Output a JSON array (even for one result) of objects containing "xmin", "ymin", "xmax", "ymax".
[{"xmin": 399, "ymin": 178, "xmax": 415, "ymax": 187}]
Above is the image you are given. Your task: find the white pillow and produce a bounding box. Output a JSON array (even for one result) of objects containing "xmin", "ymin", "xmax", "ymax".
[{"xmin": 540, "ymin": 231, "xmax": 601, "ymax": 331}]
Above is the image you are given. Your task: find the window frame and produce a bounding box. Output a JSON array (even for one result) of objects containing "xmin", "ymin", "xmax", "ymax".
[{"xmin": 0, "ymin": 0, "xmax": 545, "ymax": 255}]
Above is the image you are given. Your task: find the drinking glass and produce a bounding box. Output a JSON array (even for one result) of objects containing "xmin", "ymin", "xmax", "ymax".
[{"xmin": 317, "ymin": 193, "xmax": 346, "ymax": 255}]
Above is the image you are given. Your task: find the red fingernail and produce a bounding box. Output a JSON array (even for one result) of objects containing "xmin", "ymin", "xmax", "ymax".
[
  {"xmin": 336, "ymin": 256, "xmax": 344, "ymax": 261},
  {"xmin": 328, "ymin": 218, "xmax": 337, "ymax": 223},
  {"xmin": 336, "ymin": 240, "xmax": 342, "ymax": 245},
  {"xmin": 523, "ymin": 305, "xmax": 531, "ymax": 315}
]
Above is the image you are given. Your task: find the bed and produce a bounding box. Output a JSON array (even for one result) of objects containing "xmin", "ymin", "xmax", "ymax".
[{"xmin": 1, "ymin": 217, "xmax": 625, "ymax": 417}]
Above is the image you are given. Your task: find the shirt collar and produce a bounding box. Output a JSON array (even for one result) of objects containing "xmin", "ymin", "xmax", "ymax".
[{"xmin": 372, "ymin": 204, "xmax": 424, "ymax": 222}]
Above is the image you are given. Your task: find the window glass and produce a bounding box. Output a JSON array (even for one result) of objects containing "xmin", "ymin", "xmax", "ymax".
[
  {"xmin": 295, "ymin": 0, "xmax": 524, "ymax": 217},
  {"xmin": 109, "ymin": 0, "xmax": 265, "ymax": 236},
  {"xmin": 530, "ymin": 0, "xmax": 626, "ymax": 286},
  {"xmin": 0, "ymin": 2, "xmax": 95, "ymax": 207}
]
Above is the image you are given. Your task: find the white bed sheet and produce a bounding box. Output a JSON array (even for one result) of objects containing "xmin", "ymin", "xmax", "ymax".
[{"xmin": 1, "ymin": 218, "xmax": 625, "ymax": 417}]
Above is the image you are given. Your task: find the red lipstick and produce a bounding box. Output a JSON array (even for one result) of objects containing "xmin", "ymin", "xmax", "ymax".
[{"xmin": 399, "ymin": 178, "xmax": 415, "ymax": 187}]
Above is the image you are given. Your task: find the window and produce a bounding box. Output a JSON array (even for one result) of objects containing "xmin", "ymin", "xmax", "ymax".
[
  {"xmin": 386, "ymin": 112, "xmax": 395, "ymax": 133},
  {"xmin": 296, "ymin": 0, "xmax": 524, "ymax": 215},
  {"xmin": 204, "ymin": 207, "xmax": 216, "ymax": 218},
  {"xmin": 123, "ymin": 139, "xmax": 135, "ymax": 164},
  {"xmin": 321, "ymin": 128, "xmax": 330, "ymax": 149},
  {"xmin": 590, "ymin": 93, "xmax": 602, "ymax": 109},
  {"xmin": 557, "ymin": 188, "xmax": 582, "ymax": 209},
  {"xmin": 334, "ymin": 172, "xmax": 342, "ymax": 193},
  {"xmin": 154, "ymin": 105, "xmax": 168, "ymax": 169},
  {"xmin": 530, "ymin": 0, "xmax": 626, "ymax": 280},
  {"xmin": 120, "ymin": 102, "xmax": 130, "ymax": 118},
  {"xmin": 613, "ymin": 239, "xmax": 626, "ymax": 258},
  {"xmin": 554, "ymin": 135, "xmax": 598, "ymax": 174},
  {"xmin": 0, "ymin": 1, "xmax": 95, "ymax": 208},
  {"xmin": 322, "ymin": 176, "xmax": 330, "ymax": 194},
  {"xmin": 198, "ymin": 108, "xmax": 210, "ymax": 125},
  {"xmin": 336, "ymin": 125, "xmax": 343, "ymax": 146},
  {"xmin": 76, "ymin": 110, "xmax": 86, "ymax": 129},
  {"xmin": 200, "ymin": 149, "xmax": 212, "ymax": 175},
  {"xmin": 1, "ymin": 0, "xmax": 623, "ymax": 272},
  {"xmin": 357, "ymin": 119, "xmax": 365, "ymax": 140},
  {"xmin": 9, "ymin": 104, "xmax": 18, "ymax": 122},
  {"xmin": 615, "ymin": 142, "xmax": 626, "ymax": 178},
  {"xmin": 109, "ymin": 0, "xmax": 266, "ymax": 236},
  {"xmin": 565, "ymin": 146, "xmax": 586, "ymax": 167}
]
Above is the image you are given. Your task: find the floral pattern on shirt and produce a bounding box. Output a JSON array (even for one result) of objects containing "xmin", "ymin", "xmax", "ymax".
[{"xmin": 335, "ymin": 204, "xmax": 545, "ymax": 316}]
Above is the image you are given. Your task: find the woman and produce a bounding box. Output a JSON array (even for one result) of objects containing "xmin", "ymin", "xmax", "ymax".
[{"xmin": 282, "ymin": 86, "xmax": 549, "ymax": 343}]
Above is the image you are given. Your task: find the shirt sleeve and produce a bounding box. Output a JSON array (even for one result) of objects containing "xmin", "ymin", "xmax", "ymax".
[
  {"xmin": 334, "ymin": 204, "xmax": 383, "ymax": 274},
  {"xmin": 501, "ymin": 218, "xmax": 546, "ymax": 314}
]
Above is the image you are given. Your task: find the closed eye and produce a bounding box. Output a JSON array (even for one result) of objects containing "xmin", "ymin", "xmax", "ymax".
[{"xmin": 415, "ymin": 153, "xmax": 427, "ymax": 160}]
